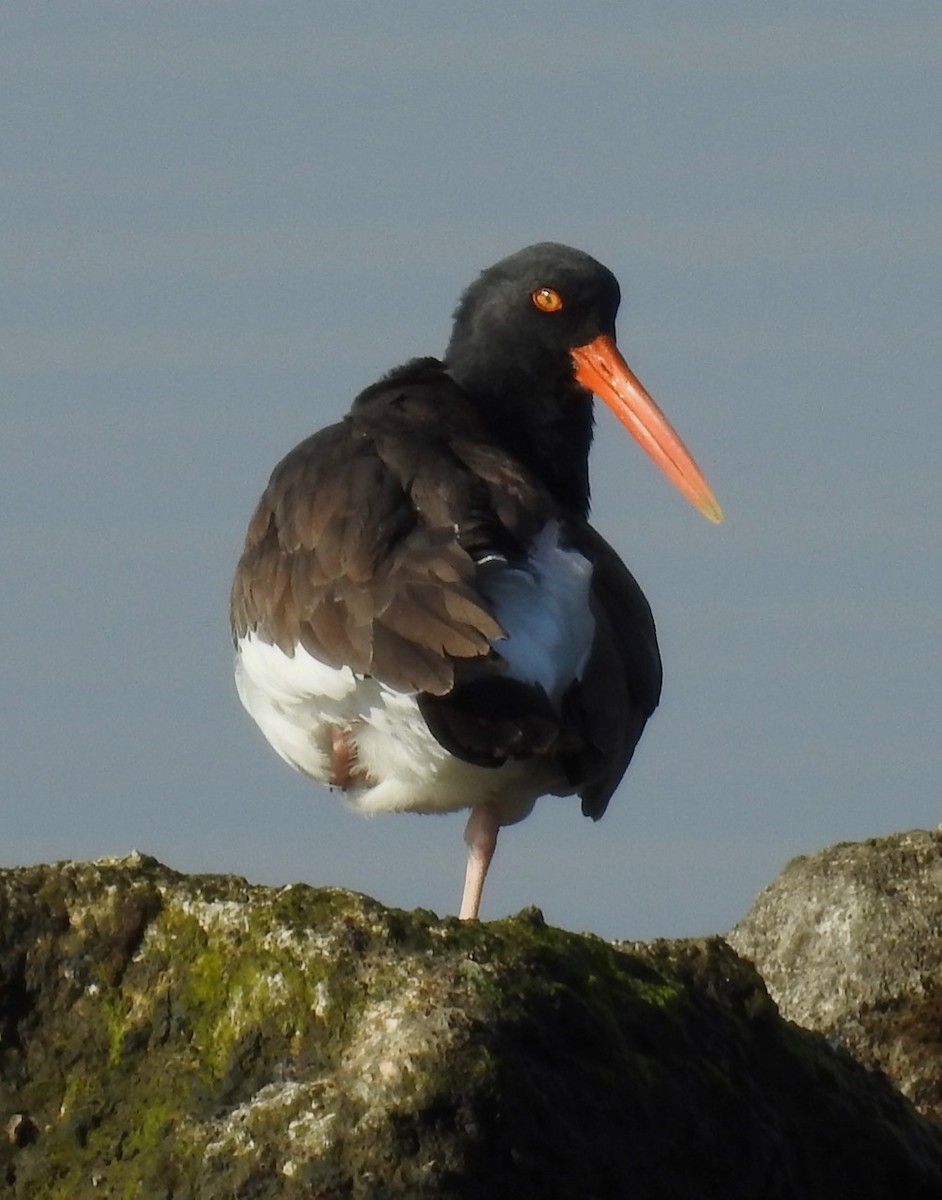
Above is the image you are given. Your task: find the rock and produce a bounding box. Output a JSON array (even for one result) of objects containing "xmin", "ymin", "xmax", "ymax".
[
  {"xmin": 729, "ymin": 828, "xmax": 942, "ymax": 1126},
  {"xmin": 1, "ymin": 854, "xmax": 941, "ymax": 1198}
]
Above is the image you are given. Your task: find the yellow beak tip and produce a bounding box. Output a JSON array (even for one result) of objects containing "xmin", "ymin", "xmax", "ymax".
[{"xmin": 700, "ymin": 500, "xmax": 724, "ymax": 525}]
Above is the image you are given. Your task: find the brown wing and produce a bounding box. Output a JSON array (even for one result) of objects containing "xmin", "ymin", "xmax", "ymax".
[{"xmin": 230, "ymin": 367, "xmax": 546, "ymax": 696}]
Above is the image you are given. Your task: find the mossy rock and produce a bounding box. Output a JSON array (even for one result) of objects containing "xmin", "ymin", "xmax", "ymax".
[{"xmin": 1, "ymin": 854, "xmax": 941, "ymax": 1198}]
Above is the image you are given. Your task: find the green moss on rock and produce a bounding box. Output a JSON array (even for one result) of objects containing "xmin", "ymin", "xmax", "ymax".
[{"xmin": 1, "ymin": 854, "xmax": 941, "ymax": 1199}]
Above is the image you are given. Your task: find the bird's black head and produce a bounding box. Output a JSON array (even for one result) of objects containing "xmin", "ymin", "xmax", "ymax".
[
  {"xmin": 445, "ymin": 242, "xmax": 621, "ymax": 393},
  {"xmin": 442, "ymin": 242, "xmax": 723, "ymax": 525},
  {"xmin": 444, "ymin": 243, "xmax": 623, "ymax": 515}
]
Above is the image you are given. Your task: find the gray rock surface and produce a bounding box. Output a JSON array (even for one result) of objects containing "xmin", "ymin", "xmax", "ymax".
[
  {"xmin": 729, "ymin": 828, "xmax": 942, "ymax": 1125},
  {"xmin": 3, "ymin": 852, "xmax": 942, "ymax": 1198}
]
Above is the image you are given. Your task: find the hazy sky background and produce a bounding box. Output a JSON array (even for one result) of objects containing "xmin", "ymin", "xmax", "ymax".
[{"xmin": 3, "ymin": 4, "xmax": 940, "ymax": 939}]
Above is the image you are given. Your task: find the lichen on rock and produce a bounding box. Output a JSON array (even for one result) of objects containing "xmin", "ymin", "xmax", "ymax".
[
  {"xmin": 730, "ymin": 828, "xmax": 942, "ymax": 1127},
  {"xmin": 2, "ymin": 853, "xmax": 942, "ymax": 1198}
]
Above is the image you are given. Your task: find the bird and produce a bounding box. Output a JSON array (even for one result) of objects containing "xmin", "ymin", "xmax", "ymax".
[{"xmin": 230, "ymin": 242, "xmax": 721, "ymax": 921}]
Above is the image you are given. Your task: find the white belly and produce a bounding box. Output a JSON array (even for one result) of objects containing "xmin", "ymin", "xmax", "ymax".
[{"xmin": 234, "ymin": 521, "xmax": 594, "ymax": 825}]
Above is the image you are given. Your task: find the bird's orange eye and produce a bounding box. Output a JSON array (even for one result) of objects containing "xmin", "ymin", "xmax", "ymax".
[{"xmin": 531, "ymin": 287, "xmax": 564, "ymax": 313}]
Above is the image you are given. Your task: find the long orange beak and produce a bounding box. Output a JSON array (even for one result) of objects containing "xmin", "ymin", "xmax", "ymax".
[{"xmin": 571, "ymin": 334, "xmax": 723, "ymax": 523}]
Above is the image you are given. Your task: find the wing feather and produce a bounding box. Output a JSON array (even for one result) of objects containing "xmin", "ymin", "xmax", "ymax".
[{"xmin": 230, "ymin": 372, "xmax": 540, "ymax": 697}]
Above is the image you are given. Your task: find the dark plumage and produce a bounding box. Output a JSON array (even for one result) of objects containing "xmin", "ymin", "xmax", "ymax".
[{"xmin": 231, "ymin": 243, "xmax": 721, "ymax": 918}]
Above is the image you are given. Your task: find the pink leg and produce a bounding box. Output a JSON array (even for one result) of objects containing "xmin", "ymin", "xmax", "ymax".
[{"xmin": 459, "ymin": 802, "xmax": 500, "ymax": 921}]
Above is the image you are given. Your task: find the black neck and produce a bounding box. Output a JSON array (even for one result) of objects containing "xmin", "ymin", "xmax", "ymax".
[{"xmin": 448, "ymin": 357, "xmax": 595, "ymax": 519}]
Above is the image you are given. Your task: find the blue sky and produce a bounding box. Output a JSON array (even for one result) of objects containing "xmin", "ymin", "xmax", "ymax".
[{"xmin": 3, "ymin": 4, "xmax": 940, "ymax": 938}]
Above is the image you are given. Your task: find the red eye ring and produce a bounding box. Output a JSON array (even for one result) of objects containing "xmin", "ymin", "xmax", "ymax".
[{"xmin": 531, "ymin": 287, "xmax": 564, "ymax": 313}]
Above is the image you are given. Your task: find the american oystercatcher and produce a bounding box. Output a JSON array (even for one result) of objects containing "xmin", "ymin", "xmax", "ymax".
[{"xmin": 231, "ymin": 243, "xmax": 721, "ymax": 919}]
